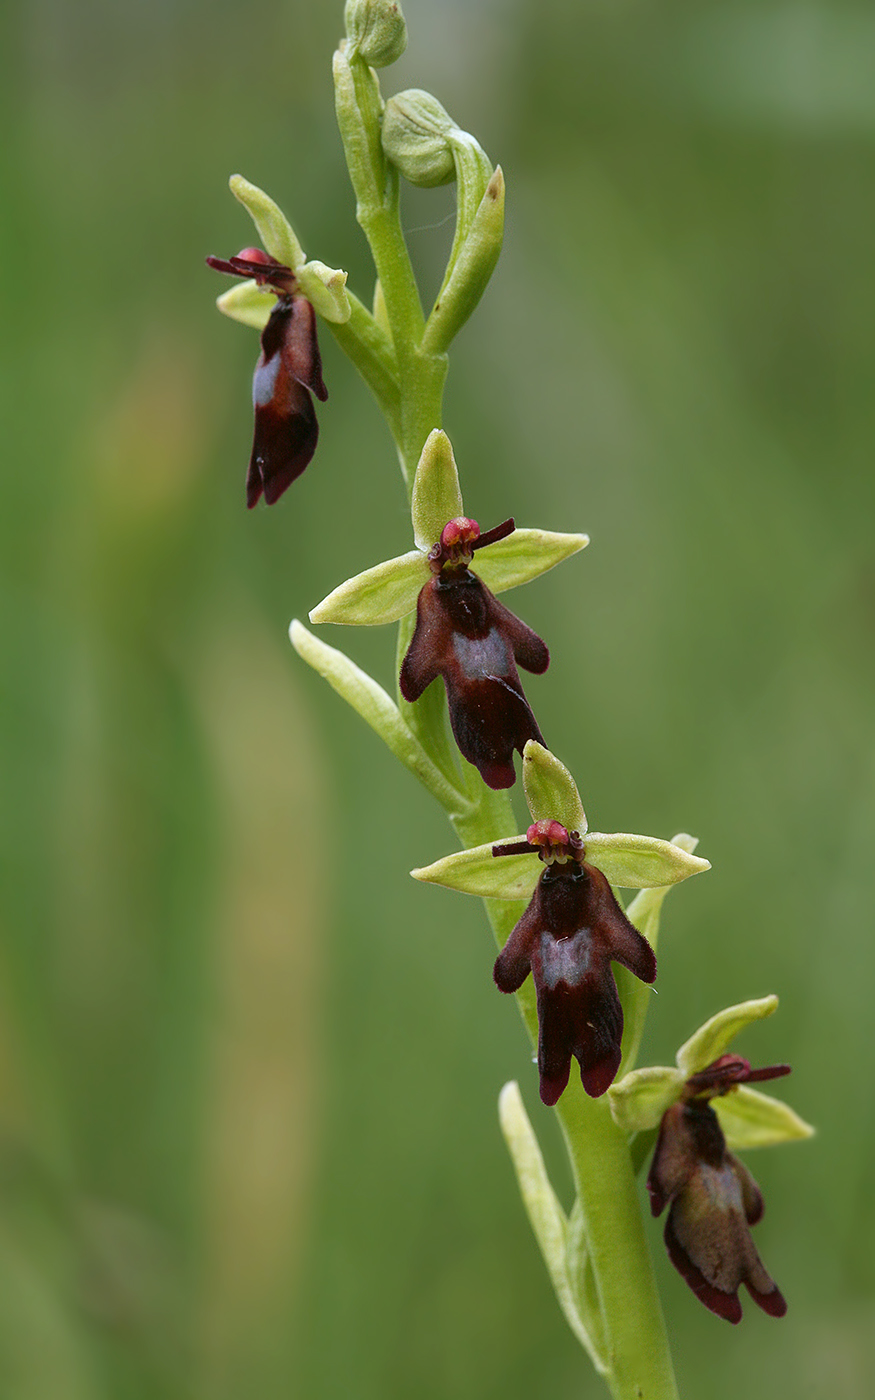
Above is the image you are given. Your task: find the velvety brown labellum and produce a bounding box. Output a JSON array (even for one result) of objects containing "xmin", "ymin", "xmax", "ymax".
[
  {"xmin": 493, "ymin": 860, "xmax": 656, "ymax": 1104},
  {"xmin": 399, "ymin": 569, "xmax": 548, "ymax": 789},
  {"xmin": 648, "ymin": 1098, "xmax": 787, "ymax": 1323},
  {"xmin": 248, "ymin": 295, "xmax": 328, "ymax": 508}
]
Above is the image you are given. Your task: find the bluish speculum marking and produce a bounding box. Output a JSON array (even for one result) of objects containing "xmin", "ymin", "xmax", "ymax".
[
  {"xmin": 538, "ymin": 927, "xmax": 593, "ymax": 989},
  {"xmin": 452, "ymin": 627, "xmax": 511, "ymax": 679}
]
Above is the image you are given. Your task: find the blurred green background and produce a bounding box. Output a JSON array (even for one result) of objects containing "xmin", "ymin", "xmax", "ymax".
[{"xmin": 2, "ymin": 0, "xmax": 874, "ymax": 1394}]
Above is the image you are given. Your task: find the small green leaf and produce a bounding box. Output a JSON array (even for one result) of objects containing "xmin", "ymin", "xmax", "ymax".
[
  {"xmin": 474, "ymin": 528, "xmax": 589, "ymax": 597},
  {"xmin": 411, "ymin": 430, "xmax": 464, "ymax": 552},
  {"xmin": 522, "ymin": 742, "xmax": 587, "ymax": 833},
  {"xmin": 216, "ymin": 281, "xmax": 273, "ymax": 331},
  {"xmin": 296, "ymin": 259, "xmax": 352, "ymax": 324},
  {"xmin": 608, "ymin": 1066, "xmax": 685, "ymax": 1133},
  {"xmin": 411, "ymin": 840, "xmax": 540, "ymax": 900},
  {"xmin": 290, "ymin": 620, "xmax": 466, "ymax": 814},
  {"xmin": 717, "ymin": 1086, "xmax": 815, "ymax": 1150},
  {"xmin": 618, "ymin": 835, "xmax": 700, "ymax": 1074},
  {"xmin": 584, "ymin": 832, "xmax": 711, "ymax": 889},
  {"xmin": 676, "ymin": 996, "xmax": 779, "ymax": 1077},
  {"xmin": 308, "ymin": 551, "xmax": 427, "ymax": 626},
  {"xmin": 229, "ymin": 174, "xmax": 305, "ymax": 269},
  {"xmin": 499, "ymin": 1083, "xmax": 603, "ymax": 1368}
]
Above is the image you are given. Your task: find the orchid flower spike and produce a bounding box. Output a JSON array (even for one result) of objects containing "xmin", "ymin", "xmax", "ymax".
[{"xmin": 309, "ymin": 430, "xmax": 588, "ymax": 787}]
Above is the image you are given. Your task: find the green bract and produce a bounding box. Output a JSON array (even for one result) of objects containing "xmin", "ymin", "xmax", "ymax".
[
  {"xmin": 608, "ymin": 997, "xmax": 815, "ymax": 1150},
  {"xmin": 498, "ymin": 1082, "xmax": 606, "ymax": 1371},
  {"xmin": 309, "ymin": 429, "xmax": 588, "ymax": 626},
  {"xmin": 290, "ymin": 620, "xmax": 470, "ymax": 817},
  {"xmin": 216, "ymin": 174, "xmax": 351, "ymax": 325}
]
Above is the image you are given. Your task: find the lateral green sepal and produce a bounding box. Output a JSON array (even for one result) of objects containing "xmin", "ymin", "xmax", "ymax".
[
  {"xmin": 583, "ymin": 832, "xmax": 710, "ymax": 889},
  {"xmin": 309, "ymin": 551, "xmax": 426, "ymax": 626},
  {"xmin": 475, "ymin": 529, "xmax": 589, "ymax": 597},
  {"xmin": 216, "ymin": 281, "xmax": 273, "ymax": 330},
  {"xmin": 716, "ymin": 1086, "xmax": 815, "ymax": 1150},
  {"xmin": 608, "ymin": 1067, "xmax": 685, "ymax": 1132},
  {"xmin": 411, "ymin": 841, "xmax": 539, "ymax": 900}
]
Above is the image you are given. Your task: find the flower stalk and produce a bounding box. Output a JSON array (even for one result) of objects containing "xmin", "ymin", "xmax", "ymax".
[{"xmin": 210, "ymin": 4, "xmax": 812, "ymax": 1396}]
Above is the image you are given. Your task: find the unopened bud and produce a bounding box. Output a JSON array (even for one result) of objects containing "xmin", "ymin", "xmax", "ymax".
[
  {"xmin": 344, "ymin": 0, "xmax": 407, "ymax": 68},
  {"xmin": 381, "ymin": 89, "xmax": 457, "ymax": 187}
]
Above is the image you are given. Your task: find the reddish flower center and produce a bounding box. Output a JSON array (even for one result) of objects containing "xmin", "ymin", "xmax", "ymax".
[{"xmin": 526, "ymin": 820, "xmax": 585, "ymax": 865}]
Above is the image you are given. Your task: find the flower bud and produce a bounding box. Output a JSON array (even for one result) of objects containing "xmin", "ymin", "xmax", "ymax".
[
  {"xmin": 344, "ymin": 0, "xmax": 407, "ymax": 68},
  {"xmin": 381, "ymin": 89, "xmax": 457, "ymax": 187}
]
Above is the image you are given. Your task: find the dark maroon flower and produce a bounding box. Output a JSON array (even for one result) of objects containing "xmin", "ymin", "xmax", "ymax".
[
  {"xmin": 206, "ymin": 247, "xmax": 328, "ymax": 508},
  {"xmin": 647, "ymin": 1054, "xmax": 791, "ymax": 1324},
  {"xmin": 492, "ymin": 820, "xmax": 657, "ymax": 1103},
  {"xmin": 399, "ymin": 517, "xmax": 549, "ymax": 789}
]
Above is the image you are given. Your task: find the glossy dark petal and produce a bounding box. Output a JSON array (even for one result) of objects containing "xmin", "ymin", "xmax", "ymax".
[
  {"xmin": 399, "ymin": 571, "xmax": 547, "ymax": 788},
  {"xmin": 649, "ymin": 1099, "xmax": 786, "ymax": 1322},
  {"xmin": 493, "ymin": 860, "xmax": 657, "ymax": 1103},
  {"xmin": 246, "ymin": 296, "xmax": 325, "ymax": 508}
]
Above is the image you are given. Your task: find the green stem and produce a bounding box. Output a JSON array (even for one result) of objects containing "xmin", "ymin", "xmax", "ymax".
[
  {"xmin": 330, "ymin": 34, "xmax": 678, "ymax": 1398},
  {"xmin": 457, "ymin": 792, "xmax": 679, "ymax": 1400}
]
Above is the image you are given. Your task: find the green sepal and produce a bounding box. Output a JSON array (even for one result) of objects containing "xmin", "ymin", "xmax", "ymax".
[
  {"xmin": 410, "ymin": 429, "xmax": 464, "ymax": 552},
  {"xmin": 290, "ymin": 621, "xmax": 467, "ymax": 814},
  {"xmin": 296, "ymin": 260, "xmax": 352, "ymax": 324},
  {"xmin": 229, "ymin": 173, "xmax": 305, "ymax": 269},
  {"xmin": 422, "ymin": 165, "xmax": 505, "ymax": 355},
  {"xmin": 411, "ymin": 840, "xmax": 539, "ymax": 901},
  {"xmin": 608, "ymin": 1066, "xmax": 685, "ymax": 1133},
  {"xmin": 216, "ymin": 281, "xmax": 273, "ymax": 331},
  {"xmin": 522, "ymin": 741, "xmax": 587, "ymax": 833},
  {"xmin": 676, "ymin": 996, "xmax": 779, "ymax": 1077},
  {"xmin": 474, "ymin": 528, "xmax": 589, "ymax": 597},
  {"xmin": 308, "ymin": 551, "xmax": 426, "ymax": 626},
  {"xmin": 498, "ymin": 1083, "xmax": 605, "ymax": 1369},
  {"xmin": 716, "ymin": 1086, "xmax": 815, "ymax": 1150},
  {"xmin": 583, "ymin": 832, "xmax": 710, "ymax": 889}
]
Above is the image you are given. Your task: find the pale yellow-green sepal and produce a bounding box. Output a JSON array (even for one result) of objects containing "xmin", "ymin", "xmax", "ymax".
[
  {"xmin": 411, "ymin": 430, "xmax": 464, "ymax": 551},
  {"xmin": 716, "ymin": 1086, "xmax": 815, "ymax": 1150},
  {"xmin": 229, "ymin": 173, "xmax": 306, "ymax": 269},
  {"xmin": 676, "ymin": 996, "xmax": 779, "ymax": 1077},
  {"xmin": 522, "ymin": 741, "xmax": 587, "ymax": 833},
  {"xmin": 583, "ymin": 832, "xmax": 710, "ymax": 890},
  {"xmin": 411, "ymin": 840, "xmax": 540, "ymax": 901},
  {"xmin": 608, "ymin": 1066, "xmax": 685, "ymax": 1133},
  {"xmin": 216, "ymin": 281, "xmax": 273, "ymax": 331},
  {"xmin": 309, "ymin": 551, "xmax": 426, "ymax": 626},
  {"xmin": 296, "ymin": 259, "xmax": 351, "ymax": 324},
  {"xmin": 475, "ymin": 529, "xmax": 589, "ymax": 597}
]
